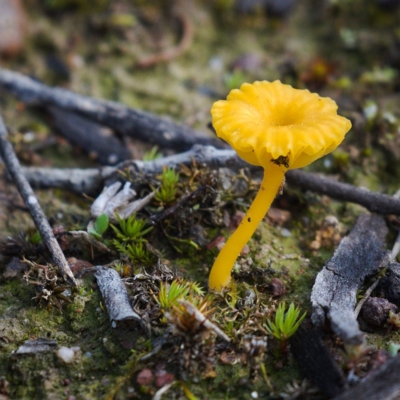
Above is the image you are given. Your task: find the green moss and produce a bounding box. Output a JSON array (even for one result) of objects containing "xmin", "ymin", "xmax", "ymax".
[{"xmin": 2, "ymin": 0, "xmax": 400, "ymax": 398}]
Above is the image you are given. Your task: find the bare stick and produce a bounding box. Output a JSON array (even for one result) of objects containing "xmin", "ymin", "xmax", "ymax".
[
  {"xmin": 19, "ymin": 144, "xmax": 400, "ymax": 216},
  {"xmin": 20, "ymin": 145, "xmax": 244, "ymax": 194},
  {"xmin": 0, "ymin": 110, "xmax": 77, "ymax": 286},
  {"xmin": 286, "ymin": 169, "xmax": 400, "ymax": 215},
  {"xmin": 0, "ymin": 68, "xmax": 224, "ymax": 151}
]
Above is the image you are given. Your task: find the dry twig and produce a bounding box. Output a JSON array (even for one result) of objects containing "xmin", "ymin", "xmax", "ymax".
[
  {"xmin": 0, "ymin": 109, "xmax": 76, "ymax": 286},
  {"xmin": 18, "ymin": 144, "xmax": 400, "ymax": 216}
]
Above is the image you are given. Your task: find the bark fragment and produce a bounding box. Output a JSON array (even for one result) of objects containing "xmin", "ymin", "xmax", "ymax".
[
  {"xmin": 311, "ymin": 214, "xmax": 389, "ymax": 344},
  {"xmin": 95, "ymin": 266, "xmax": 143, "ymax": 329}
]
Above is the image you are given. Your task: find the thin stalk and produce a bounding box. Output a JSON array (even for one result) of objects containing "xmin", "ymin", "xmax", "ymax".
[{"xmin": 208, "ymin": 165, "xmax": 285, "ymax": 290}]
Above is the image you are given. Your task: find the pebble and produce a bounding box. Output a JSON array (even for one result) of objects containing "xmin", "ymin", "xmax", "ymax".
[
  {"xmin": 56, "ymin": 347, "xmax": 75, "ymax": 364},
  {"xmin": 280, "ymin": 228, "xmax": 292, "ymax": 237}
]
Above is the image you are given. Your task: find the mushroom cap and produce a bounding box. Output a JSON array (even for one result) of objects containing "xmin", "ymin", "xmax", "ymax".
[{"xmin": 211, "ymin": 80, "xmax": 352, "ymax": 170}]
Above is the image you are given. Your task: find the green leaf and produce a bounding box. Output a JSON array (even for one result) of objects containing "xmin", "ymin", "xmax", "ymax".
[
  {"xmin": 94, "ymin": 213, "xmax": 109, "ymax": 235},
  {"xmin": 88, "ymin": 227, "xmax": 102, "ymax": 239}
]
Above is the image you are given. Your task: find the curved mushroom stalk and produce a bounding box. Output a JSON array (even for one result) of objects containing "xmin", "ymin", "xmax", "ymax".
[{"xmin": 209, "ymin": 165, "xmax": 285, "ymax": 290}]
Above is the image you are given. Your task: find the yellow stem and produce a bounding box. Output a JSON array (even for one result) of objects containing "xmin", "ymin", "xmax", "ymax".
[{"xmin": 208, "ymin": 165, "xmax": 285, "ymax": 290}]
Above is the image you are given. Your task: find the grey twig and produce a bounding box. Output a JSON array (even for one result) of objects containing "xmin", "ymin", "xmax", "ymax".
[
  {"xmin": 19, "ymin": 144, "xmax": 400, "ymax": 216},
  {"xmin": 0, "ymin": 68, "xmax": 224, "ymax": 152},
  {"xmin": 286, "ymin": 169, "xmax": 400, "ymax": 215},
  {"xmin": 0, "ymin": 110, "xmax": 77, "ymax": 286},
  {"xmin": 20, "ymin": 145, "xmax": 244, "ymax": 195}
]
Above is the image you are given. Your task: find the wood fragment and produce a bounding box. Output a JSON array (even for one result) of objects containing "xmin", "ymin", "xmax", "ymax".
[
  {"xmin": 14, "ymin": 338, "xmax": 57, "ymax": 355},
  {"xmin": 334, "ymin": 354, "xmax": 400, "ymax": 400},
  {"xmin": 0, "ymin": 111, "xmax": 77, "ymax": 286},
  {"xmin": 0, "ymin": 68, "xmax": 225, "ymax": 151},
  {"xmin": 311, "ymin": 214, "xmax": 389, "ymax": 344},
  {"xmin": 95, "ymin": 266, "xmax": 143, "ymax": 328},
  {"xmin": 290, "ymin": 328, "xmax": 347, "ymax": 398}
]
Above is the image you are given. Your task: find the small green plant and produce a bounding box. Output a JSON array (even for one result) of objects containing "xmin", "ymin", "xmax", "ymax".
[
  {"xmin": 265, "ymin": 302, "xmax": 306, "ymax": 342},
  {"xmin": 112, "ymin": 240, "xmax": 153, "ymax": 264},
  {"xmin": 156, "ymin": 280, "xmax": 205, "ymax": 310},
  {"xmin": 88, "ymin": 213, "xmax": 109, "ymax": 240},
  {"xmin": 27, "ymin": 230, "xmax": 43, "ymax": 245},
  {"xmin": 155, "ymin": 167, "xmax": 180, "ymax": 204},
  {"xmin": 110, "ymin": 214, "xmax": 154, "ymax": 265},
  {"xmin": 158, "ymin": 281, "xmax": 190, "ymax": 310},
  {"xmin": 125, "ymin": 242, "xmax": 153, "ymax": 264},
  {"xmin": 110, "ymin": 214, "xmax": 153, "ymax": 242},
  {"xmin": 143, "ymin": 145, "xmax": 161, "ymax": 161}
]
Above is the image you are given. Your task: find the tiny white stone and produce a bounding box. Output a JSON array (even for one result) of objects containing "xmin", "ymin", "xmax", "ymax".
[
  {"xmin": 280, "ymin": 228, "xmax": 292, "ymax": 237},
  {"xmin": 23, "ymin": 132, "xmax": 36, "ymax": 142},
  {"xmin": 56, "ymin": 347, "xmax": 75, "ymax": 363},
  {"xmin": 323, "ymin": 158, "xmax": 332, "ymax": 169},
  {"xmin": 27, "ymin": 196, "xmax": 38, "ymax": 205}
]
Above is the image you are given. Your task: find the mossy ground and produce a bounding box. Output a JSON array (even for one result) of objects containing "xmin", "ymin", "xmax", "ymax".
[{"xmin": 1, "ymin": 0, "xmax": 400, "ymax": 399}]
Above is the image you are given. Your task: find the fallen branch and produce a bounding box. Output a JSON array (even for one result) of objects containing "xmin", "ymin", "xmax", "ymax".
[
  {"xmin": 20, "ymin": 145, "xmax": 243, "ymax": 195},
  {"xmin": 19, "ymin": 145, "xmax": 400, "ymax": 216},
  {"xmin": 0, "ymin": 110, "xmax": 77, "ymax": 286},
  {"xmin": 286, "ymin": 169, "xmax": 400, "ymax": 215},
  {"xmin": 311, "ymin": 214, "xmax": 389, "ymax": 344},
  {"xmin": 0, "ymin": 68, "xmax": 224, "ymax": 151}
]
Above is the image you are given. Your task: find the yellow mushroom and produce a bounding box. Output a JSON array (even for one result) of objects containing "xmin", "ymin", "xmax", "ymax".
[{"xmin": 208, "ymin": 80, "xmax": 352, "ymax": 290}]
